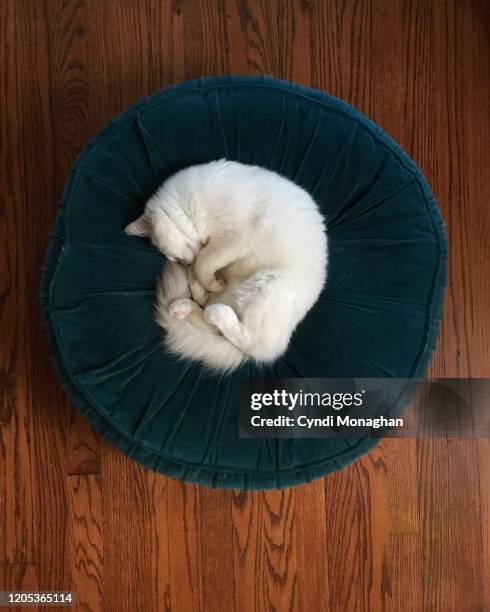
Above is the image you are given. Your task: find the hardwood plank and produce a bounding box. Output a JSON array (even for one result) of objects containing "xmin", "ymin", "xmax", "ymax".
[
  {"xmin": 385, "ymin": 439, "xmax": 419, "ymax": 537},
  {"xmin": 431, "ymin": 0, "xmax": 490, "ymax": 379},
  {"xmin": 290, "ymin": 0, "xmax": 311, "ymax": 86},
  {"xmin": 11, "ymin": 0, "xmax": 73, "ymax": 590},
  {"xmin": 295, "ymin": 480, "xmax": 330, "ymax": 612},
  {"xmin": 384, "ymin": 437, "xmax": 423, "ymax": 612},
  {"xmin": 231, "ymin": 490, "xmax": 261, "ymax": 611},
  {"xmin": 85, "ymin": 0, "xmax": 153, "ymax": 124},
  {"xmin": 388, "ymin": 534, "xmax": 423, "ymax": 612},
  {"xmin": 259, "ymin": 489, "xmax": 297, "ymax": 612},
  {"xmin": 146, "ymin": 0, "xmax": 185, "ymax": 88},
  {"xmin": 0, "ymin": 0, "xmax": 36, "ymax": 567},
  {"xmin": 445, "ymin": 439, "xmax": 484, "ymax": 611},
  {"xmin": 370, "ymin": 0, "xmax": 434, "ymax": 156},
  {"xmin": 242, "ymin": 0, "xmax": 296, "ymax": 80},
  {"xmin": 416, "ymin": 438, "xmax": 452, "ymax": 610},
  {"xmin": 309, "ymin": 0, "xmax": 341, "ymax": 95},
  {"xmin": 232, "ymin": 488, "xmax": 298, "ymax": 612},
  {"xmin": 147, "ymin": 471, "xmax": 172, "ymax": 612},
  {"xmin": 199, "ymin": 488, "xmax": 235, "ymax": 611},
  {"xmin": 479, "ymin": 439, "xmax": 490, "ymax": 610},
  {"xmin": 68, "ymin": 474, "xmax": 103, "ymax": 612},
  {"xmin": 43, "ymin": 0, "xmax": 99, "ymax": 478},
  {"xmin": 47, "ymin": 0, "xmax": 89, "ymax": 189},
  {"xmin": 327, "ymin": 0, "xmax": 373, "ymax": 113},
  {"xmin": 166, "ymin": 479, "xmax": 202, "ymax": 612},
  {"xmin": 259, "ymin": 489, "xmax": 298, "ymax": 610},
  {"xmin": 417, "ymin": 438, "xmax": 485, "ymax": 611},
  {"xmin": 181, "ymin": 0, "xmax": 230, "ymax": 78},
  {"xmin": 101, "ymin": 447, "xmax": 171, "ymax": 612},
  {"xmin": 223, "ymin": 0, "xmax": 249, "ymax": 75},
  {"xmin": 415, "ymin": 4, "xmax": 489, "ymax": 609},
  {"xmin": 325, "ymin": 444, "xmax": 390, "ymax": 612}
]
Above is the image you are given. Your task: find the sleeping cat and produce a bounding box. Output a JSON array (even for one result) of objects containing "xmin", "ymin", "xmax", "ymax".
[{"xmin": 125, "ymin": 159, "xmax": 327, "ymax": 372}]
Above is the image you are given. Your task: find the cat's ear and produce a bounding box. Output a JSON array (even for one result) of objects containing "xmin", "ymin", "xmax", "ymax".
[{"xmin": 125, "ymin": 214, "xmax": 151, "ymax": 237}]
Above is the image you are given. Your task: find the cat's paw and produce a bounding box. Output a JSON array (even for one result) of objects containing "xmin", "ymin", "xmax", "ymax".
[
  {"xmin": 170, "ymin": 298, "xmax": 196, "ymax": 320},
  {"xmin": 204, "ymin": 303, "xmax": 238, "ymax": 331}
]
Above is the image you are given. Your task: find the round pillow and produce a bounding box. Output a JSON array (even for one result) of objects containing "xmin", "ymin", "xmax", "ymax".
[{"xmin": 41, "ymin": 76, "xmax": 447, "ymax": 489}]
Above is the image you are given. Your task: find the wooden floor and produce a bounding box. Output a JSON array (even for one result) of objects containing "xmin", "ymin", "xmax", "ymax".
[{"xmin": 1, "ymin": 1, "xmax": 489, "ymax": 610}]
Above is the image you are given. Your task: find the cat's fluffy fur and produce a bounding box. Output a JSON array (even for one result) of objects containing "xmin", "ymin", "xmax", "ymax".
[{"xmin": 125, "ymin": 160, "xmax": 327, "ymax": 372}]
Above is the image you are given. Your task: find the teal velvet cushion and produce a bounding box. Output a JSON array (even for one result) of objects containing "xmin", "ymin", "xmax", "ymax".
[{"xmin": 41, "ymin": 76, "xmax": 447, "ymax": 489}]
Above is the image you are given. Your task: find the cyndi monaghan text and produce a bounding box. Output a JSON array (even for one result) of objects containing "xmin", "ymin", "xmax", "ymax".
[{"xmin": 250, "ymin": 415, "xmax": 404, "ymax": 429}]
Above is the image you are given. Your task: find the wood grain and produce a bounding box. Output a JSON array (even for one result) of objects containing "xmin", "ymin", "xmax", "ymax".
[
  {"xmin": 232, "ymin": 490, "xmax": 261, "ymax": 611},
  {"xmin": 1, "ymin": 1, "xmax": 489, "ymax": 610},
  {"xmin": 45, "ymin": 0, "xmax": 99, "ymax": 479},
  {"xmin": 0, "ymin": 0, "xmax": 36, "ymax": 568},
  {"xmin": 295, "ymin": 480, "xmax": 330, "ymax": 611},
  {"xmin": 199, "ymin": 487, "xmax": 235, "ymax": 611},
  {"xmin": 325, "ymin": 445, "xmax": 390, "ymax": 611},
  {"xmin": 20, "ymin": 0, "xmax": 73, "ymax": 592},
  {"xmin": 0, "ymin": 563, "xmax": 39, "ymax": 612},
  {"xmin": 166, "ymin": 479, "xmax": 202, "ymax": 612},
  {"xmin": 102, "ymin": 446, "xmax": 171, "ymax": 612},
  {"xmin": 479, "ymin": 439, "xmax": 490, "ymax": 610},
  {"xmin": 232, "ymin": 489, "xmax": 297, "ymax": 612},
  {"xmin": 68, "ymin": 475, "xmax": 103, "ymax": 611}
]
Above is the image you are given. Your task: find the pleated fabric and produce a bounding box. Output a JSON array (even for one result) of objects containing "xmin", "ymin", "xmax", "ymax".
[{"xmin": 41, "ymin": 76, "xmax": 447, "ymax": 489}]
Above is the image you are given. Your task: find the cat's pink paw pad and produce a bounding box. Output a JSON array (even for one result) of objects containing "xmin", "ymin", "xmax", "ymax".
[{"xmin": 170, "ymin": 299, "xmax": 194, "ymax": 319}]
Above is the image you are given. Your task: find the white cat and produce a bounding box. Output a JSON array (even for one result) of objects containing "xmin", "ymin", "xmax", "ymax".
[{"xmin": 125, "ymin": 160, "xmax": 327, "ymax": 372}]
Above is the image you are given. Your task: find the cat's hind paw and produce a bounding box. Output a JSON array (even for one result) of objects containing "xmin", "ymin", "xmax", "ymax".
[
  {"xmin": 204, "ymin": 303, "xmax": 239, "ymax": 331},
  {"xmin": 170, "ymin": 298, "xmax": 197, "ymax": 320}
]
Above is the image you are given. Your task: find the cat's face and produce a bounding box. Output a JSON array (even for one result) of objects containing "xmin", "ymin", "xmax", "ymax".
[{"xmin": 125, "ymin": 213, "xmax": 200, "ymax": 264}]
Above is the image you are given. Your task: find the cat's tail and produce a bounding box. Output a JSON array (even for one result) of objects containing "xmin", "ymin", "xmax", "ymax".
[{"xmin": 155, "ymin": 262, "xmax": 247, "ymax": 373}]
